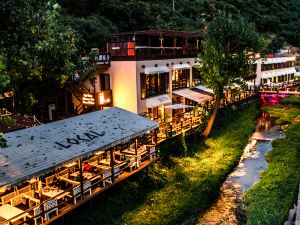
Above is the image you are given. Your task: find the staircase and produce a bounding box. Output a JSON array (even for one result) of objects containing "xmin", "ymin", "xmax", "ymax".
[{"xmin": 67, "ymin": 81, "xmax": 95, "ymax": 115}]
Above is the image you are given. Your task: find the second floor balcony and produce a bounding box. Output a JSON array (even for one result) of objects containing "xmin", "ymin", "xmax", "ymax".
[{"xmin": 107, "ymin": 30, "xmax": 204, "ymax": 61}]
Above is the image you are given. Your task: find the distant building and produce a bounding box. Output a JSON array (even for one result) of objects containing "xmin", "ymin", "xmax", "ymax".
[{"xmin": 254, "ymin": 55, "xmax": 298, "ymax": 86}]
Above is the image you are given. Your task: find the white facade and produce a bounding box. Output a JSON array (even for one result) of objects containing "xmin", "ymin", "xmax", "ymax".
[
  {"xmin": 255, "ymin": 56, "xmax": 297, "ymax": 86},
  {"xmin": 105, "ymin": 58, "xmax": 199, "ymax": 115}
]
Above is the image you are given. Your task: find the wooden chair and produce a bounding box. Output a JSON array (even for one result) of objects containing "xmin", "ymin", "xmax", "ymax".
[
  {"xmin": 33, "ymin": 206, "xmax": 42, "ymax": 225},
  {"xmin": 45, "ymin": 174, "xmax": 56, "ymax": 186},
  {"xmin": 72, "ymin": 185, "xmax": 81, "ymax": 204},
  {"xmin": 1, "ymin": 191, "xmax": 16, "ymax": 205},
  {"xmin": 83, "ymin": 181, "xmax": 92, "ymax": 197},
  {"xmin": 10, "ymin": 194, "xmax": 24, "ymax": 206},
  {"xmin": 128, "ymin": 157, "xmax": 136, "ymax": 172},
  {"xmin": 102, "ymin": 170, "xmax": 112, "ymax": 187},
  {"xmin": 44, "ymin": 199, "xmax": 58, "ymax": 220},
  {"xmin": 57, "ymin": 169, "xmax": 68, "ymax": 178},
  {"xmin": 18, "ymin": 185, "xmax": 31, "ymax": 194},
  {"xmin": 114, "ymin": 166, "xmax": 120, "ymax": 178},
  {"xmin": 88, "ymin": 156, "xmax": 98, "ymax": 166},
  {"xmin": 149, "ymin": 146, "xmax": 156, "ymax": 161}
]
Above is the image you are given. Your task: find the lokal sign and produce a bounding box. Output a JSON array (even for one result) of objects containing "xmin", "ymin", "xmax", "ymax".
[{"xmin": 55, "ymin": 130, "xmax": 105, "ymax": 149}]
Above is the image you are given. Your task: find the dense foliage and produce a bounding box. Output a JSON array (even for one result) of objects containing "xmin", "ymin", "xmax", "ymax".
[
  {"xmin": 204, "ymin": 0, "xmax": 300, "ymax": 52},
  {"xmin": 58, "ymin": 0, "xmax": 300, "ymax": 51},
  {"xmin": 58, "ymin": 0, "xmax": 206, "ymax": 49},
  {"xmin": 0, "ymin": 0, "xmax": 78, "ymax": 117},
  {"xmin": 58, "ymin": 102, "xmax": 258, "ymax": 225},
  {"xmin": 245, "ymin": 96, "xmax": 300, "ymax": 225}
]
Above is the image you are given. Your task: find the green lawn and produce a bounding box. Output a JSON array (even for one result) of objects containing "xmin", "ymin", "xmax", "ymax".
[
  {"xmin": 61, "ymin": 103, "xmax": 258, "ymax": 225},
  {"xmin": 244, "ymin": 97, "xmax": 300, "ymax": 225}
]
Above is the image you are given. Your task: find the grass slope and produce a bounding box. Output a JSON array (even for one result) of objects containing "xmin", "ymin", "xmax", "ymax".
[
  {"xmin": 62, "ymin": 103, "xmax": 258, "ymax": 225},
  {"xmin": 245, "ymin": 97, "xmax": 300, "ymax": 225}
]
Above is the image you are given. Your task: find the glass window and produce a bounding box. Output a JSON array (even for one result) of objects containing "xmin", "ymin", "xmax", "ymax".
[
  {"xmin": 172, "ymin": 69, "xmax": 190, "ymax": 90},
  {"xmin": 192, "ymin": 68, "xmax": 201, "ymax": 86},
  {"xmin": 147, "ymin": 107, "xmax": 158, "ymax": 120},
  {"xmin": 140, "ymin": 72, "xmax": 169, "ymax": 99},
  {"xmin": 99, "ymin": 74, "xmax": 110, "ymax": 91}
]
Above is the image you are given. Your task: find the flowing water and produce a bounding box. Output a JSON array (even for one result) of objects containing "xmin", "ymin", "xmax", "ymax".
[{"xmin": 197, "ymin": 95, "xmax": 286, "ymax": 225}]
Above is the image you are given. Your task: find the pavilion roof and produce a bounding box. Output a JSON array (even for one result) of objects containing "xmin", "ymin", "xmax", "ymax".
[{"xmin": 0, "ymin": 107, "xmax": 158, "ymax": 187}]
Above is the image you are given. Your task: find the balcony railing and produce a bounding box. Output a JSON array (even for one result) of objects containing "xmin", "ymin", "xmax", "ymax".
[{"xmin": 109, "ymin": 45, "xmax": 200, "ymax": 61}]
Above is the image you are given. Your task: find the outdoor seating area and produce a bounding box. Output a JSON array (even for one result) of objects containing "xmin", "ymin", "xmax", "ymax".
[{"xmin": 0, "ymin": 107, "xmax": 159, "ymax": 225}]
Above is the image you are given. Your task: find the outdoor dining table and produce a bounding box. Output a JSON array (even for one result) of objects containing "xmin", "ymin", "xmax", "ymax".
[
  {"xmin": 38, "ymin": 188, "xmax": 70, "ymax": 200},
  {"xmin": 99, "ymin": 159, "xmax": 111, "ymax": 166},
  {"xmin": 96, "ymin": 164, "xmax": 111, "ymax": 171},
  {"xmin": 0, "ymin": 204, "xmax": 29, "ymax": 223},
  {"xmin": 70, "ymin": 171, "xmax": 93, "ymax": 180},
  {"xmin": 122, "ymin": 149, "xmax": 136, "ymax": 155}
]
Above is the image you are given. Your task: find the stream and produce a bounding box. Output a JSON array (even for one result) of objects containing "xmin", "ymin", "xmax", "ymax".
[{"xmin": 197, "ymin": 95, "xmax": 286, "ymax": 225}]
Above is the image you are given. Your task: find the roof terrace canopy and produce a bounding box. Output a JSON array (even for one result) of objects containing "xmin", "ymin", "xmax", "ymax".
[
  {"xmin": 173, "ymin": 89, "xmax": 213, "ymax": 103},
  {"xmin": 0, "ymin": 107, "xmax": 159, "ymax": 187}
]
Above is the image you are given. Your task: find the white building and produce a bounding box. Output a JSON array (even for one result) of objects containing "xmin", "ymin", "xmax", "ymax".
[
  {"xmin": 78, "ymin": 30, "xmax": 213, "ymax": 123},
  {"xmin": 255, "ymin": 56, "xmax": 298, "ymax": 86}
]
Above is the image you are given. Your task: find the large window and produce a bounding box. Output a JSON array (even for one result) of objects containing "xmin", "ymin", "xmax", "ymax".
[
  {"xmin": 140, "ymin": 72, "xmax": 169, "ymax": 99},
  {"xmin": 192, "ymin": 68, "xmax": 201, "ymax": 86},
  {"xmin": 172, "ymin": 69, "xmax": 190, "ymax": 90},
  {"xmin": 99, "ymin": 74, "xmax": 110, "ymax": 91},
  {"xmin": 261, "ymin": 64, "xmax": 273, "ymax": 71},
  {"xmin": 147, "ymin": 107, "xmax": 158, "ymax": 120}
]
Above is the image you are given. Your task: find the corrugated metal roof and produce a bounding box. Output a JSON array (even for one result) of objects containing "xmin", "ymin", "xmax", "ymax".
[{"xmin": 0, "ymin": 107, "xmax": 158, "ymax": 187}]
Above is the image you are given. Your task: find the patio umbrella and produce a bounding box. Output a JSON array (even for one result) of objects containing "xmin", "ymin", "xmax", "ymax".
[{"xmin": 164, "ymin": 104, "xmax": 194, "ymax": 110}]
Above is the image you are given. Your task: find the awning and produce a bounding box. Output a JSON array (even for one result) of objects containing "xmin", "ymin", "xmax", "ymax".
[
  {"xmin": 295, "ymin": 72, "xmax": 300, "ymax": 77},
  {"xmin": 172, "ymin": 64, "xmax": 191, "ymax": 70},
  {"xmin": 146, "ymin": 94, "xmax": 172, "ymax": 108},
  {"xmin": 144, "ymin": 66, "xmax": 170, "ymax": 74},
  {"xmin": 164, "ymin": 104, "xmax": 193, "ymax": 109},
  {"xmin": 0, "ymin": 107, "xmax": 158, "ymax": 187},
  {"xmin": 194, "ymin": 85, "xmax": 214, "ymax": 94},
  {"xmin": 173, "ymin": 89, "xmax": 213, "ymax": 103}
]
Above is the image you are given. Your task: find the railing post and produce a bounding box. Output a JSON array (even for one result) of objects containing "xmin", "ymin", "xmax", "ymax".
[
  {"xmin": 79, "ymin": 159, "xmax": 84, "ymax": 199},
  {"xmin": 135, "ymin": 138, "xmax": 138, "ymax": 166},
  {"xmin": 110, "ymin": 148, "xmax": 115, "ymax": 183}
]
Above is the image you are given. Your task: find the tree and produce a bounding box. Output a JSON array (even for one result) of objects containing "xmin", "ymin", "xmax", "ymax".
[
  {"xmin": 0, "ymin": 0, "xmax": 77, "ymax": 117},
  {"xmin": 197, "ymin": 12, "xmax": 266, "ymax": 138}
]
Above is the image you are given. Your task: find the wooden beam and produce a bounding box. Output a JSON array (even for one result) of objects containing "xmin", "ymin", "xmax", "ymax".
[
  {"xmin": 110, "ymin": 149, "xmax": 115, "ymax": 183},
  {"xmin": 79, "ymin": 159, "xmax": 84, "ymax": 199},
  {"xmin": 135, "ymin": 139, "xmax": 138, "ymax": 166}
]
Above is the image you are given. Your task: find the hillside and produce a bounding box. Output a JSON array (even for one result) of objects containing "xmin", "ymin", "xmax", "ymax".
[{"xmin": 59, "ymin": 0, "xmax": 300, "ymax": 52}]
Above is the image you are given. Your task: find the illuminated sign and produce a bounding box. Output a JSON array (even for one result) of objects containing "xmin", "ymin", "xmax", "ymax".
[
  {"xmin": 98, "ymin": 91, "xmax": 112, "ymax": 106},
  {"xmin": 82, "ymin": 93, "xmax": 95, "ymax": 105},
  {"xmin": 95, "ymin": 53, "xmax": 111, "ymax": 66}
]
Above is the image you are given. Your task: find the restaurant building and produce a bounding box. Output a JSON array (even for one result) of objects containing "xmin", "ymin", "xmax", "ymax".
[
  {"xmin": 254, "ymin": 55, "xmax": 297, "ymax": 87},
  {"xmin": 74, "ymin": 30, "xmax": 214, "ymax": 126},
  {"xmin": 0, "ymin": 107, "xmax": 158, "ymax": 224}
]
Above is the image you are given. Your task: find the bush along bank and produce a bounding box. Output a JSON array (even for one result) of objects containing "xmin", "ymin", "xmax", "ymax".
[
  {"xmin": 244, "ymin": 96, "xmax": 300, "ymax": 225},
  {"xmin": 62, "ymin": 102, "xmax": 259, "ymax": 225}
]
